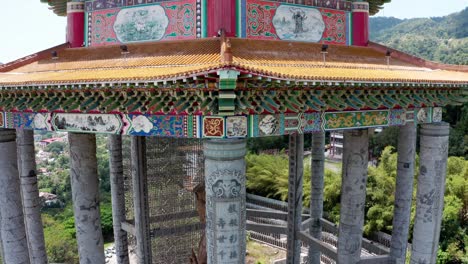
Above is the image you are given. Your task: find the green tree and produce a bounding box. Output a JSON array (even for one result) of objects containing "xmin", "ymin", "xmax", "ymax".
[
  {"xmin": 100, "ymin": 202, "xmax": 114, "ymax": 240},
  {"xmin": 368, "ymin": 0, "xmax": 392, "ymax": 16},
  {"xmin": 365, "ymin": 146, "xmax": 398, "ymax": 234},
  {"xmin": 447, "ymin": 104, "xmax": 468, "ymax": 158},
  {"xmin": 437, "ymin": 157, "xmax": 468, "ymax": 263},
  {"xmin": 42, "ymin": 214, "xmax": 79, "ymax": 263},
  {"xmin": 246, "ymin": 152, "xmax": 289, "ymax": 199},
  {"xmin": 45, "ymin": 141, "xmax": 66, "ymax": 154}
]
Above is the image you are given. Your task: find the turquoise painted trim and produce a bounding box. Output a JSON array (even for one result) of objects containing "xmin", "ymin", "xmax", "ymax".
[
  {"xmin": 349, "ymin": 12, "xmax": 353, "ymax": 45},
  {"xmin": 346, "ymin": 12, "xmax": 352, "ymax": 45},
  {"xmin": 84, "ymin": 12, "xmax": 89, "ymax": 47},
  {"xmin": 201, "ymin": 0, "xmax": 207, "ymax": 38},
  {"xmin": 236, "ymin": 0, "xmax": 242, "ymax": 38}
]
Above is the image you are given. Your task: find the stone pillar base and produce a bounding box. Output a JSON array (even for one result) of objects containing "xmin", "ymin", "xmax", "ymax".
[{"xmin": 204, "ymin": 139, "xmax": 246, "ymax": 264}]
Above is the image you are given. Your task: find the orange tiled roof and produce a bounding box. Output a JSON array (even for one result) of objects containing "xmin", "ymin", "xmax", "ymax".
[
  {"xmin": 0, "ymin": 39, "xmax": 222, "ymax": 85},
  {"xmin": 230, "ymin": 39, "xmax": 468, "ymax": 83},
  {"xmin": 0, "ymin": 38, "xmax": 467, "ymax": 86}
]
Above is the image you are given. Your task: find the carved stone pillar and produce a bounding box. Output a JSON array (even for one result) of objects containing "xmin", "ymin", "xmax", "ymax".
[
  {"xmin": 410, "ymin": 123, "xmax": 449, "ymax": 264},
  {"xmin": 287, "ymin": 133, "xmax": 304, "ymax": 264},
  {"xmin": 204, "ymin": 139, "xmax": 246, "ymax": 264},
  {"xmin": 309, "ymin": 132, "xmax": 325, "ymax": 264},
  {"xmin": 390, "ymin": 123, "xmax": 417, "ymax": 264},
  {"xmin": 337, "ymin": 129, "xmax": 369, "ymax": 264},
  {"xmin": 69, "ymin": 133, "xmax": 105, "ymax": 264},
  {"xmin": 131, "ymin": 136, "xmax": 152, "ymax": 264},
  {"xmin": 109, "ymin": 135, "xmax": 130, "ymax": 264},
  {"xmin": 17, "ymin": 129, "xmax": 48, "ymax": 264},
  {"xmin": 0, "ymin": 129, "xmax": 30, "ymax": 264}
]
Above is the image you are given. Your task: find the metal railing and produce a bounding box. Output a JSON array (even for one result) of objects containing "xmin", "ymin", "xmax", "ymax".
[{"xmin": 246, "ymin": 193, "xmax": 394, "ymax": 263}]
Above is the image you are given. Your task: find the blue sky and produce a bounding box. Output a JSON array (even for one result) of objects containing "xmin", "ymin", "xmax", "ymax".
[{"xmin": 0, "ymin": 0, "xmax": 466, "ymax": 63}]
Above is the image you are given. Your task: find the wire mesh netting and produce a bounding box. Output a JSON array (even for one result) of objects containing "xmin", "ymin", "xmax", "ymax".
[
  {"xmin": 123, "ymin": 137, "xmax": 205, "ymax": 264},
  {"xmin": 123, "ymin": 136, "xmax": 136, "ymax": 248}
]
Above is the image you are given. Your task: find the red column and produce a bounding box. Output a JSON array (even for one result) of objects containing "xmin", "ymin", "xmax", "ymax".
[
  {"xmin": 67, "ymin": 1, "xmax": 85, "ymax": 48},
  {"xmin": 352, "ymin": 2, "xmax": 369, "ymax": 46},
  {"xmin": 207, "ymin": 0, "xmax": 236, "ymax": 37}
]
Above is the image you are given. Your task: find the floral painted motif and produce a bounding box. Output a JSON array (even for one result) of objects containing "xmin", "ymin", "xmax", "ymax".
[
  {"xmin": 5, "ymin": 112, "xmax": 35, "ymax": 129},
  {"xmin": 324, "ymin": 111, "xmax": 389, "ymax": 130},
  {"xmin": 203, "ymin": 117, "xmax": 225, "ymax": 138},
  {"xmin": 258, "ymin": 115, "xmax": 279, "ymax": 135},
  {"xmin": 89, "ymin": 9, "xmax": 120, "ymax": 46},
  {"xmin": 246, "ymin": 3, "xmax": 277, "ymax": 38},
  {"xmin": 167, "ymin": 3, "xmax": 196, "ymax": 37},
  {"xmin": 319, "ymin": 8, "xmax": 346, "ymax": 44},
  {"xmin": 131, "ymin": 115, "xmax": 154, "ymax": 133},
  {"xmin": 303, "ymin": 112, "xmax": 322, "ymax": 132},
  {"xmin": 33, "ymin": 114, "xmax": 48, "ymax": 130},
  {"xmin": 389, "ymin": 109, "xmax": 406, "ymax": 126},
  {"xmin": 128, "ymin": 115, "xmax": 186, "ymax": 137}
]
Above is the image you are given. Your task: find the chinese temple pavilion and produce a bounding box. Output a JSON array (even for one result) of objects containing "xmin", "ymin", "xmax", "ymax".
[{"xmin": 0, "ymin": 0, "xmax": 467, "ymax": 264}]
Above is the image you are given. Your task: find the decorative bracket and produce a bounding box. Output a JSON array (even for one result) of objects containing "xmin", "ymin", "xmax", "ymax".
[{"xmin": 217, "ymin": 69, "xmax": 240, "ymax": 116}]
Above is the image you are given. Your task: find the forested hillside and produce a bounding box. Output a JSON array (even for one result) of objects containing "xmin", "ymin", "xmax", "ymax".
[
  {"xmin": 369, "ymin": 8, "xmax": 468, "ymax": 159},
  {"xmin": 370, "ymin": 7, "xmax": 468, "ymax": 65}
]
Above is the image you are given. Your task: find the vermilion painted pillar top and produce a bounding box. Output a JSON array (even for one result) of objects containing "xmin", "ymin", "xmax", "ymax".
[
  {"xmin": 67, "ymin": 1, "xmax": 85, "ymax": 48},
  {"xmin": 352, "ymin": 1, "xmax": 369, "ymax": 46}
]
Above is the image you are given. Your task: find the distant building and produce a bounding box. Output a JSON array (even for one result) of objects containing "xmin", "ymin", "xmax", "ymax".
[
  {"xmin": 328, "ymin": 131, "xmax": 344, "ymax": 160},
  {"xmin": 39, "ymin": 192, "xmax": 62, "ymax": 208},
  {"xmin": 38, "ymin": 137, "xmax": 65, "ymax": 149}
]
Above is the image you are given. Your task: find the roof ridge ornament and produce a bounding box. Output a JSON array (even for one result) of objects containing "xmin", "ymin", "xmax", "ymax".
[{"xmin": 219, "ymin": 29, "xmax": 233, "ymax": 64}]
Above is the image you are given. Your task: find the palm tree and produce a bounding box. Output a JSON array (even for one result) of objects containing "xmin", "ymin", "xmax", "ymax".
[{"xmin": 368, "ymin": 0, "xmax": 393, "ymax": 16}]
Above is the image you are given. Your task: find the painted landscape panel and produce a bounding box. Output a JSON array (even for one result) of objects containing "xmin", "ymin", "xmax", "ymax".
[
  {"xmin": 88, "ymin": 0, "xmax": 197, "ymax": 46},
  {"xmin": 243, "ymin": 0, "xmax": 350, "ymax": 45}
]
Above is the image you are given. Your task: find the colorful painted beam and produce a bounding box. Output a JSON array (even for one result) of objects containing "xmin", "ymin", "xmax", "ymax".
[{"xmin": 0, "ymin": 107, "xmax": 441, "ymax": 138}]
